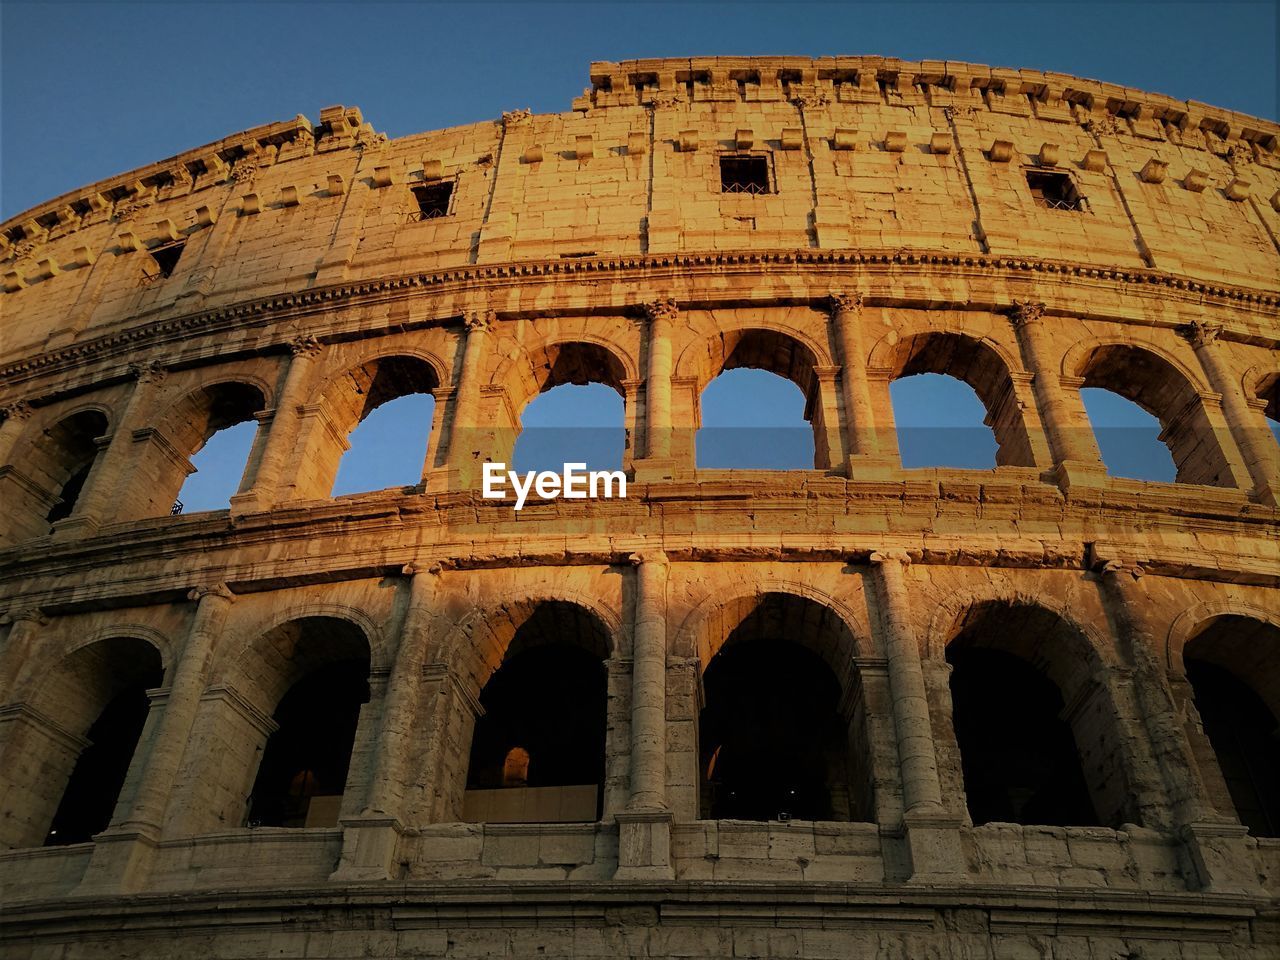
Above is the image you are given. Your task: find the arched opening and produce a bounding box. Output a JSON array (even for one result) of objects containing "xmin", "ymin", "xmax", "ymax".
[
  {"xmin": 695, "ymin": 329, "xmax": 824, "ymax": 469},
  {"xmin": 1258, "ymin": 372, "xmax": 1280, "ymax": 447},
  {"xmin": 159, "ymin": 381, "xmax": 265, "ymax": 517},
  {"xmin": 509, "ymin": 342, "xmax": 628, "ymax": 474},
  {"xmin": 1183, "ymin": 616, "xmax": 1280, "ymax": 837},
  {"xmin": 0, "ymin": 409, "xmax": 108, "ymax": 542},
  {"xmin": 514, "ymin": 384, "xmax": 625, "ymax": 474},
  {"xmin": 463, "ymin": 601, "xmax": 609, "ymax": 823},
  {"xmin": 697, "ymin": 593, "xmax": 872, "ymax": 823},
  {"xmin": 1076, "ymin": 344, "xmax": 1232, "ymax": 486},
  {"xmin": 238, "ymin": 617, "xmax": 371, "ymax": 829},
  {"xmin": 0, "ymin": 637, "xmax": 162, "ymax": 849},
  {"xmin": 178, "ymin": 420, "xmax": 259, "ymax": 512},
  {"xmin": 882, "ymin": 332, "xmax": 1033, "ymax": 468},
  {"xmin": 1080, "ymin": 388, "xmax": 1175, "ymax": 483},
  {"xmin": 890, "ymin": 373, "xmax": 998, "ymax": 469},
  {"xmin": 945, "ymin": 601, "xmax": 1135, "ymax": 828},
  {"xmin": 329, "ymin": 355, "xmax": 439, "ymax": 497}
]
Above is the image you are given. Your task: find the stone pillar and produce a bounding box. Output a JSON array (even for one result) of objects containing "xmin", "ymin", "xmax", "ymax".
[
  {"xmin": 868, "ymin": 551, "xmax": 963, "ymax": 879},
  {"xmin": 616, "ymin": 549, "xmax": 674, "ymax": 879},
  {"xmin": 1008, "ymin": 300, "xmax": 1106, "ymax": 489},
  {"xmin": 231, "ymin": 335, "xmax": 323, "ymax": 513},
  {"xmin": 1097, "ymin": 560, "xmax": 1259, "ymax": 894},
  {"xmin": 118, "ymin": 584, "xmax": 236, "ymax": 835},
  {"xmin": 0, "ymin": 608, "xmax": 48, "ymax": 705},
  {"xmin": 77, "ymin": 584, "xmax": 235, "ymax": 894},
  {"xmin": 829, "ymin": 293, "xmax": 884, "ymax": 471},
  {"xmin": 633, "ymin": 299, "xmax": 677, "ymax": 480},
  {"xmin": 419, "ymin": 386, "xmax": 453, "ymax": 486},
  {"xmin": 0, "ymin": 400, "xmax": 34, "ymax": 469},
  {"xmin": 443, "ymin": 312, "xmax": 492, "ymax": 489},
  {"xmin": 52, "ymin": 362, "xmax": 167, "ymax": 538},
  {"xmin": 1184, "ymin": 319, "xmax": 1280, "ymax": 505}
]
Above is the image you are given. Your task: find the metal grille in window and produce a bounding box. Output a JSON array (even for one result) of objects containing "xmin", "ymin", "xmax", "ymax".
[
  {"xmin": 141, "ymin": 240, "xmax": 185, "ymax": 285},
  {"xmin": 171, "ymin": 499, "xmax": 185, "ymax": 516},
  {"xmin": 409, "ymin": 182, "xmax": 453, "ymax": 221},
  {"xmin": 720, "ymin": 156, "xmax": 770, "ymax": 194},
  {"xmin": 1025, "ymin": 171, "xmax": 1085, "ymax": 212}
]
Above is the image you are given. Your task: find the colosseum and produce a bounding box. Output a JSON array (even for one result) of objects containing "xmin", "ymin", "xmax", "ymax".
[{"xmin": 0, "ymin": 54, "xmax": 1278, "ymax": 959}]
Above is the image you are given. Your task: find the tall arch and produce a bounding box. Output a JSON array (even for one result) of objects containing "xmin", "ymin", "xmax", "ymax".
[
  {"xmin": 118, "ymin": 379, "xmax": 267, "ymax": 520},
  {"xmin": 684, "ymin": 589, "xmax": 875, "ymax": 823},
  {"xmin": 871, "ymin": 330, "xmax": 1035, "ymax": 468},
  {"xmin": 456, "ymin": 598, "xmax": 616, "ymax": 824},
  {"xmin": 938, "ymin": 598, "xmax": 1137, "ymax": 828},
  {"xmin": 305, "ymin": 352, "xmax": 445, "ymax": 499},
  {"xmin": 1068, "ymin": 341, "xmax": 1234, "ymax": 486},
  {"xmin": 683, "ymin": 326, "xmax": 832, "ymax": 469},
  {"xmin": 1173, "ymin": 611, "xmax": 1280, "ymax": 837},
  {"xmin": 174, "ymin": 615, "xmax": 373, "ymax": 833},
  {"xmin": 495, "ymin": 339, "xmax": 633, "ymax": 473},
  {"xmin": 0, "ymin": 636, "xmax": 163, "ymax": 849},
  {"xmin": 0, "ymin": 407, "xmax": 110, "ymax": 543}
]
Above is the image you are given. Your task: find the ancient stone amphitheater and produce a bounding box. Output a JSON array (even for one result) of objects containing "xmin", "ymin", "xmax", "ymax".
[{"xmin": 0, "ymin": 55, "xmax": 1278, "ymax": 959}]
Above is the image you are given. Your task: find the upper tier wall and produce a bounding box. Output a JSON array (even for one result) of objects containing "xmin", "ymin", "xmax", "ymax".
[{"xmin": 2, "ymin": 55, "xmax": 1278, "ymax": 364}]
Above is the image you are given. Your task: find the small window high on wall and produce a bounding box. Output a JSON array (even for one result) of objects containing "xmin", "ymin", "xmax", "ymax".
[
  {"xmin": 410, "ymin": 182, "xmax": 453, "ymax": 220},
  {"xmin": 1025, "ymin": 170, "xmax": 1084, "ymax": 211},
  {"xmin": 720, "ymin": 155, "xmax": 770, "ymax": 194}
]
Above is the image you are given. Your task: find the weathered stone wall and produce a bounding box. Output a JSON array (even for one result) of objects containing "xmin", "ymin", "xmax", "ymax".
[{"xmin": 0, "ymin": 56, "xmax": 1277, "ymax": 959}]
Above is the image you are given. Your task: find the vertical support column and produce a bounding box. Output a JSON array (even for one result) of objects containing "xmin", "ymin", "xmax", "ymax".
[
  {"xmin": 868, "ymin": 551, "xmax": 963, "ymax": 879},
  {"xmin": 231, "ymin": 335, "xmax": 323, "ymax": 514},
  {"xmin": 441, "ymin": 312, "xmax": 492, "ymax": 489},
  {"xmin": 78, "ymin": 584, "xmax": 235, "ymax": 894},
  {"xmin": 1184, "ymin": 319, "xmax": 1280, "ymax": 505},
  {"xmin": 0, "ymin": 609, "xmax": 48, "ymax": 705},
  {"xmin": 52, "ymin": 362, "xmax": 168, "ymax": 538},
  {"xmin": 615, "ymin": 549, "xmax": 673, "ymax": 879},
  {"xmin": 0, "ymin": 400, "xmax": 33, "ymax": 469},
  {"xmin": 1008, "ymin": 300, "xmax": 1106, "ymax": 490},
  {"xmin": 331, "ymin": 564, "xmax": 441, "ymax": 880},
  {"xmin": 829, "ymin": 293, "xmax": 888, "ymax": 474},
  {"xmin": 419, "ymin": 386, "xmax": 453, "ymax": 486},
  {"xmin": 633, "ymin": 299, "xmax": 677, "ymax": 481},
  {"xmin": 1097, "ymin": 559, "xmax": 1258, "ymax": 894}
]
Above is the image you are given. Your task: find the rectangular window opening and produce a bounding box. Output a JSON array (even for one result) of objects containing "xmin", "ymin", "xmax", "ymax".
[
  {"xmin": 410, "ymin": 182, "xmax": 454, "ymax": 221},
  {"xmin": 1025, "ymin": 170, "xmax": 1085, "ymax": 211},
  {"xmin": 142, "ymin": 240, "xmax": 185, "ymax": 284},
  {"xmin": 720, "ymin": 155, "xmax": 770, "ymax": 195}
]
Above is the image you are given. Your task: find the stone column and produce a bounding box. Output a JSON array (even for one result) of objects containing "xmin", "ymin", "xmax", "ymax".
[
  {"xmin": 635, "ymin": 299, "xmax": 676, "ymax": 478},
  {"xmin": 1008, "ymin": 300, "xmax": 1106, "ymax": 489},
  {"xmin": 829, "ymin": 293, "xmax": 882, "ymax": 468},
  {"xmin": 0, "ymin": 400, "xmax": 34, "ymax": 469},
  {"xmin": 76, "ymin": 584, "xmax": 235, "ymax": 895},
  {"xmin": 118, "ymin": 584, "xmax": 235, "ymax": 835},
  {"xmin": 231, "ymin": 335, "xmax": 323, "ymax": 513},
  {"xmin": 52, "ymin": 362, "xmax": 167, "ymax": 538},
  {"xmin": 1184, "ymin": 319, "xmax": 1279, "ymax": 505},
  {"xmin": 0, "ymin": 608, "xmax": 48, "ymax": 704},
  {"xmin": 1096, "ymin": 560, "xmax": 1258, "ymax": 894},
  {"xmin": 364, "ymin": 564, "xmax": 439, "ymax": 816},
  {"xmin": 868, "ymin": 551, "xmax": 963, "ymax": 879},
  {"xmin": 331, "ymin": 577, "xmax": 433, "ymax": 884},
  {"xmin": 443, "ymin": 312, "xmax": 492, "ymax": 488},
  {"xmin": 616, "ymin": 549, "xmax": 674, "ymax": 879}
]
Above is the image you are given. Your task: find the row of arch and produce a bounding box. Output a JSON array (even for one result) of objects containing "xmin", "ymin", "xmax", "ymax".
[
  {"xmin": 3, "ymin": 585, "xmax": 1277, "ymax": 851},
  {"xmin": 3, "ymin": 316, "xmax": 1277, "ymax": 539}
]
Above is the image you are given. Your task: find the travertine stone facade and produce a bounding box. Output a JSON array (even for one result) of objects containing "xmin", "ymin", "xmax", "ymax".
[{"xmin": 0, "ymin": 56, "xmax": 1278, "ymax": 959}]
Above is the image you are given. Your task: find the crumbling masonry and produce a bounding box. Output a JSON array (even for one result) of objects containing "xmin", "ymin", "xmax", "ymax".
[{"xmin": 0, "ymin": 56, "xmax": 1279, "ymax": 959}]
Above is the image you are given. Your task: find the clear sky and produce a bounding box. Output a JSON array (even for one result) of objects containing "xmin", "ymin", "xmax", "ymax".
[{"xmin": 2, "ymin": 2, "xmax": 1274, "ymax": 507}]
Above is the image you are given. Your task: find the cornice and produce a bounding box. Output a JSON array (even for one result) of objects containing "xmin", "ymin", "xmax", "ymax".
[{"xmin": 2, "ymin": 248, "xmax": 1277, "ymax": 398}]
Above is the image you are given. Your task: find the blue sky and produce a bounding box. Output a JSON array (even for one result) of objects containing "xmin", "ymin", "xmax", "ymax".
[{"xmin": 3, "ymin": 2, "xmax": 1275, "ymax": 508}]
